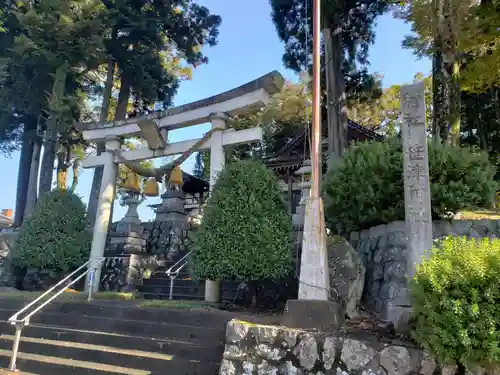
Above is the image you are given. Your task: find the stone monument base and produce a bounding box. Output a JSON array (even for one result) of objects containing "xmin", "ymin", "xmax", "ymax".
[
  {"xmin": 281, "ymin": 299, "xmax": 345, "ymax": 331},
  {"xmin": 100, "ymin": 254, "xmax": 157, "ymax": 292}
]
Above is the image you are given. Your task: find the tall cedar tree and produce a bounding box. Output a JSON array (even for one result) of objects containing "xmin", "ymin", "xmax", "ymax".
[
  {"xmin": 86, "ymin": 0, "xmax": 221, "ymax": 230},
  {"xmin": 270, "ymin": 0, "xmax": 390, "ymax": 159},
  {"xmin": 0, "ymin": 0, "xmax": 107, "ymax": 222},
  {"xmin": 398, "ymin": 0, "xmax": 500, "ymax": 144}
]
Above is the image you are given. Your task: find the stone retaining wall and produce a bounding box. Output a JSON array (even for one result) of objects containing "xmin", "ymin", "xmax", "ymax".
[
  {"xmin": 348, "ymin": 220, "xmax": 500, "ymax": 324},
  {"xmin": 0, "ymin": 230, "xmax": 18, "ymax": 286},
  {"xmin": 219, "ymin": 319, "xmax": 476, "ymax": 375}
]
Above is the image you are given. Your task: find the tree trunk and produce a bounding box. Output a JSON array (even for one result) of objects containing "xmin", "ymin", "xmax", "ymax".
[
  {"xmin": 24, "ymin": 138, "xmax": 41, "ymax": 219},
  {"xmin": 325, "ymin": 18, "xmax": 347, "ymax": 167},
  {"xmin": 456, "ymin": 363, "xmax": 466, "ymax": 375},
  {"xmin": 56, "ymin": 149, "xmax": 69, "ymax": 190},
  {"xmin": 39, "ymin": 64, "xmax": 69, "ymax": 197},
  {"xmin": 14, "ymin": 125, "xmax": 35, "ymax": 227},
  {"xmin": 86, "ymin": 58, "xmax": 115, "ymax": 229},
  {"xmin": 442, "ymin": 0, "xmax": 461, "ymax": 146},
  {"xmin": 39, "ymin": 136, "xmax": 57, "ymax": 195},
  {"xmin": 115, "ymin": 75, "xmax": 132, "ymax": 121},
  {"xmin": 432, "ymin": 49, "xmax": 446, "ymax": 142},
  {"xmin": 447, "ymin": 59, "xmax": 461, "ymax": 146},
  {"xmin": 89, "ymin": 73, "xmax": 129, "ymax": 228},
  {"xmin": 432, "ymin": 0, "xmax": 449, "ymax": 143},
  {"xmin": 71, "ymin": 159, "xmax": 80, "ymax": 192},
  {"xmin": 107, "ymin": 75, "xmax": 131, "ymax": 223},
  {"xmin": 101, "ymin": 58, "xmax": 115, "ymax": 124},
  {"xmin": 336, "ymin": 40, "xmax": 348, "ymax": 156},
  {"xmin": 324, "ymin": 26, "xmax": 336, "ymax": 159}
]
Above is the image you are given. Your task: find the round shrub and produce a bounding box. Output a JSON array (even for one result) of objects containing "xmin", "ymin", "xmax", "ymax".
[
  {"xmin": 190, "ymin": 160, "xmax": 293, "ymax": 282},
  {"xmin": 411, "ymin": 236, "xmax": 500, "ymax": 369},
  {"xmin": 14, "ymin": 189, "xmax": 91, "ymax": 272},
  {"xmin": 324, "ymin": 140, "xmax": 497, "ymax": 233}
]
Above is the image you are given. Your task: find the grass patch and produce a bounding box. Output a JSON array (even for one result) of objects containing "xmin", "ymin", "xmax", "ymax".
[
  {"xmin": 0, "ymin": 290, "xmax": 136, "ymax": 301},
  {"xmin": 91, "ymin": 292, "xmax": 136, "ymax": 301},
  {"xmin": 137, "ymin": 300, "xmax": 212, "ymax": 310},
  {"xmin": 458, "ymin": 208, "xmax": 500, "ymax": 220},
  {"xmin": 0, "ymin": 291, "xmax": 212, "ymax": 311}
]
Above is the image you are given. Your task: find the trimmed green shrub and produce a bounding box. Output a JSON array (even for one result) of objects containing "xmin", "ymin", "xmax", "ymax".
[
  {"xmin": 14, "ymin": 189, "xmax": 91, "ymax": 272},
  {"xmin": 324, "ymin": 140, "xmax": 497, "ymax": 232},
  {"xmin": 190, "ymin": 160, "xmax": 293, "ymax": 282},
  {"xmin": 412, "ymin": 236, "xmax": 500, "ymax": 370}
]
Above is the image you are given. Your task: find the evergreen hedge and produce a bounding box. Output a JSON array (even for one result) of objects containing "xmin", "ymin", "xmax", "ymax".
[
  {"xmin": 324, "ymin": 140, "xmax": 497, "ymax": 233},
  {"xmin": 412, "ymin": 236, "xmax": 500, "ymax": 370},
  {"xmin": 190, "ymin": 160, "xmax": 293, "ymax": 282},
  {"xmin": 14, "ymin": 189, "xmax": 91, "ymax": 271}
]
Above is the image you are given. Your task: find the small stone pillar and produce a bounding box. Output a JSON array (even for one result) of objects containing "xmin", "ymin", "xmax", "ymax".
[
  {"xmin": 100, "ymin": 193, "xmax": 155, "ymax": 292},
  {"xmin": 292, "ymin": 160, "xmax": 312, "ymax": 246}
]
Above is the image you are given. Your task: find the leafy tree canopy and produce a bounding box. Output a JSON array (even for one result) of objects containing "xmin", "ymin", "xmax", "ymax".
[
  {"xmin": 348, "ymin": 73, "xmax": 432, "ymax": 134},
  {"xmin": 397, "ymin": 0, "xmax": 500, "ymax": 93}
]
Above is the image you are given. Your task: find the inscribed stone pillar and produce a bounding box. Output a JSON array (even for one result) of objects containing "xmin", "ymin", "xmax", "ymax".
[
  {"xmin": 205, "ymin": 113, "xmax": 227, "ymax": 303},
  {"xmin": 86, "ymin": 135, "xmax": 121, "ymax": 293},
  {"xmin": 400, "ymin": 82, "xmax": 433, "ymax": 279},
  {"xmin": 386, "ymin": 82, "xmax": 433, "ymax": 331}
]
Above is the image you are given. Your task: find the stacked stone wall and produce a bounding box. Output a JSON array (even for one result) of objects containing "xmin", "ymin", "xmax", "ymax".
[
  {"xmin": 349, "ymin": 220, "xmax": 500, "ymax": 323},
  {"xmin": 220, "ymin": 320, "xmax": 479, "ymax": 375}
]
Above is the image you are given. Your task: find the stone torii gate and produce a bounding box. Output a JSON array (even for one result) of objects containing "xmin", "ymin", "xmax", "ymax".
[{"xmin": 78, "ymin": 71, "xmax": 284, "ymax": 300}]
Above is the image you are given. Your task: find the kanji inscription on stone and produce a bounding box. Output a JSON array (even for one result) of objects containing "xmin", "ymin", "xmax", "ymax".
[{"xmin": 400, "ymin": 82, "xmax": 433, "ymax": 279}]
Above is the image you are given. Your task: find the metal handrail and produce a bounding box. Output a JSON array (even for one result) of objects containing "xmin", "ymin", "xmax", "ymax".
[
  {"xmin": 165, "ymin": 252, "xmax": 191, "ymax": 300},
  {"xmin": 7, "ymin": 257, "xmax": 105, "ymax": 371}
]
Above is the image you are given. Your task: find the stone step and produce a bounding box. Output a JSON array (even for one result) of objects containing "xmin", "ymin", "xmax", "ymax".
[
  {"xmin": 0, "ymin": 335, "xmax": 219, "ymax": 375},
  {"xmin": 138, "ymin": 285, "xmax": 238, "ymax": 299},
  {"xmin": 0, "ymin": 369, "xmax": 36, "ymax": 374},
  {"xmin": 0, "ymin": 309, "xmax": 224, "ymax": 345},
  {"xmin": 0, "ymin": 348, "xmax": 146, "ymax": 375},
  {"xmin": 0, "ymin": 323, "xmax": 223, "ymax": 363},
  {"xmin": 141, "ymin": 291, "xmax": 205, "ymax": 301},
  {"xmin": 0, "ymin": 300, "xmax": 235, "ymax": 330},
  {"xmin": 143, "ymin": 278, "xmax": 241, "ymax": 289},
  {"xmin": 0, "ymin": 299, "xmax": 226, "ymax": 375}
]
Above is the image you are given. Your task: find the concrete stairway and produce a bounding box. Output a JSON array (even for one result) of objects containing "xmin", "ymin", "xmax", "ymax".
[
  {"xmin": 139, "ymin": 269, "xmax": 241, "ymax": 302},
  {"xmin": 0, "ymin": 299, "xmax": 235, "ymax": 374}
]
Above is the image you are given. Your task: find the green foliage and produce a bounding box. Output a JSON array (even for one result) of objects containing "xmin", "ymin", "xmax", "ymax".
[
  {"xmin": 324, "ymin": 140, "xmax": 497, "ymax": 232},
  {"xmin": 461, "ymin": 86, "xmax": 500, "ymax": 179},
  {"xmin": 14, "ymin": 189, "xmax": 91, "ymax": 271},
  {"xmin": 269, "ymin": 0, "xmax": 389, "ymax": 100},
  {"xmin": 398, "ymin": 0, "xmax": 500, "ymax": 94},
  {"xmin": 411, "ymin": 236, "xmax": 500, "ymax": 368},
  {"xmin": 348, "ymin": 73, "xmax": 432, "ymax": 133},
  {"xmin": 190, "ymin": 160, "xmax": 293, "ymax": 282}
]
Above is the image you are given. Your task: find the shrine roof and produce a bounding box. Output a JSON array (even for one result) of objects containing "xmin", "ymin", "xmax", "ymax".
[
  {"xmin": 182, "ymin": 171, "xmax": 209, "ymax": 195},
  {"xmin": 263, "ymin": 119, "xmax": 383, "ymax": 171}
]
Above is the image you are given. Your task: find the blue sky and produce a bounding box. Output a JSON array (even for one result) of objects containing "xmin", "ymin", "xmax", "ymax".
[{"xmin": 0, "ymin": 0, "xmax": 431, "ymax": 223}]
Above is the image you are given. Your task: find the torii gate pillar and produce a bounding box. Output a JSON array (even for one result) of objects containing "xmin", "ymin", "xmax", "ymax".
[
  {"xmin": 86, "ymin": 136, "xmax": 121, "ymax": 292},
  {"xmin": 204, "ymin": 113, "xmax": 228, "ymax": 303}
]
